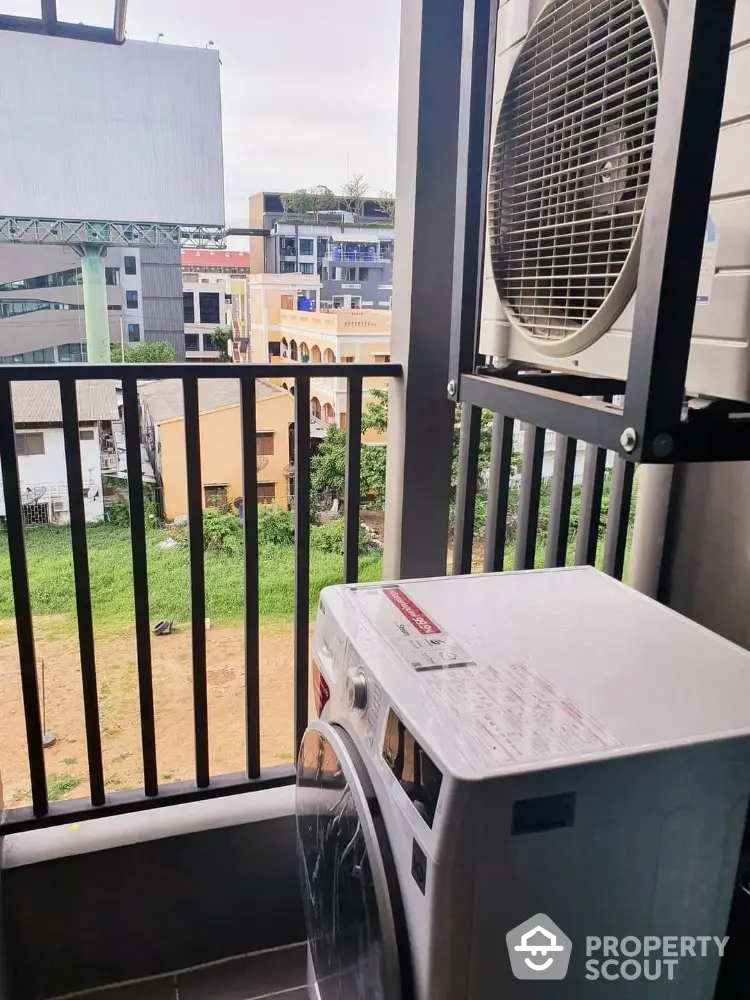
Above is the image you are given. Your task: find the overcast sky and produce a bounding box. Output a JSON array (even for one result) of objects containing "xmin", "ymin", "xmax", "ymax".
[{"xmin": 6, "ymin": 1, "xmax": 401, "ymax": 229}]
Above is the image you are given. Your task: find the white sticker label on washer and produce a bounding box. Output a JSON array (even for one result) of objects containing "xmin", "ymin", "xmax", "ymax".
[
  {"xmin": 423, "ymin": 660, "xmax": 622, "ymax": 764},
  {"xmin": 347, "ymin": 585, "xmax": 476, "ymax": 671}
]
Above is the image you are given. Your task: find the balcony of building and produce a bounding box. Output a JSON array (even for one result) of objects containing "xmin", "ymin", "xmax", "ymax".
[{"xmin": 3, "ymin": 3, "xmax": 750, "ymax": 1000}]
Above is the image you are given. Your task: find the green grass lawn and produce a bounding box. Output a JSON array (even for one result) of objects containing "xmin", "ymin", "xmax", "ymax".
[
  {"xmin": 0, "ymin": 521, "xmax": 631, "ymax": 635},
  {"xmin": 0, "ymin": 525, "xmax": 383, "ymax": 629}
]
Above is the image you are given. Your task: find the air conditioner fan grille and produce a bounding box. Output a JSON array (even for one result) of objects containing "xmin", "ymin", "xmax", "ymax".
[{"xmin": 489, "ymin": 0, "xmax": 659, "ymax": 343}]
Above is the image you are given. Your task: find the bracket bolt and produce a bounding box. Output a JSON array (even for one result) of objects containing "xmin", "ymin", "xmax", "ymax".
[
  {"xmin": 620, "ymin": 427, "xmax": 637, "ymax": 453},
  {"xmin": 447, "ymin": 379, "xmax": 457, "ymax": 398}
]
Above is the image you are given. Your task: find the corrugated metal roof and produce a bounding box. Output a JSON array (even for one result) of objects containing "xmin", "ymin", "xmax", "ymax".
[
  {"xmin": 10, "ymin": 379, "xmax": 119, "ymax": 423},
  {"xmin": 138, "ymin": 378, "xmax": 285, "ymax": 424}
]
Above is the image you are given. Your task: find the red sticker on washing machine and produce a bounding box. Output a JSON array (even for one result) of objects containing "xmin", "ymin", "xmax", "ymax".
[{"xmin": 382, "ymin": 586, "xmax": 441, "ymax": 634}]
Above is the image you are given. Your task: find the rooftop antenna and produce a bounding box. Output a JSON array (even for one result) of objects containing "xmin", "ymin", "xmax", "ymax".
[{"xmin": 156, "ymin": 32, "xmax": 164, "ymax": 42}]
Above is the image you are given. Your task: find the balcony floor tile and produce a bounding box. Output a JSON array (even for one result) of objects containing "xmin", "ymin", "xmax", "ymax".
[{"xmin": 176, "ymin": 943, "xmax": 307, "ymax": 1000}]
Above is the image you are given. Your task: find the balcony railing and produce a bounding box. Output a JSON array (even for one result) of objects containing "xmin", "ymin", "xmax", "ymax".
[
  {"xmin": 0, "ymin": 361, "xmax": 400, "ymax": 833},
  {"xmin": 452, "ymin": 403, "xmax": 637, "ymax": 580}
]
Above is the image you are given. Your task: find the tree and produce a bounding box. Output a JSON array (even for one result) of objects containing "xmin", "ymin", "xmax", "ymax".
[
  {"xmin": 310, "ymin": 185, "xmax": 338, "ymax": 213},
  {"xmin": 311, "ymin": 391, "xmax": 505, "ymax": 511},
  {"xmin": 341, "ymin": 174, "xmax": 368, "ymax": 219},
  {"xmin": 211, "ymin": 326, "xmax": 232, "ymax": 362},
  {"xmin": 110, "ymin": 341, "xmax": 176, "ymax": 363},
  {"xmin": 281, "ymin": 189, "xmax": 316, "ymax": 216},
  {"xmin": 311, "ymin": 389, "xmax": 390, "ymax": 506},
  {"xmin": 375, "ymin": 189, "xmax": 395, "ymax": 223}
]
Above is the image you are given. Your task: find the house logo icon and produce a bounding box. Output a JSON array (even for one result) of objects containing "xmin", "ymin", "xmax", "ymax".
[{"xmin": 506, "ymin": 913, "xmax": 572, "ymax": 980}]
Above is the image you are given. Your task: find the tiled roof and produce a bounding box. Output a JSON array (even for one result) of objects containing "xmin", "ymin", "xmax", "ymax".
[
  {"xmin": 138, "ymin": 378, "xmax": 285, "ymax": 424},
  {"xmin": 10, "ymin": 379, "xmax": 118, "ymax": 423}
]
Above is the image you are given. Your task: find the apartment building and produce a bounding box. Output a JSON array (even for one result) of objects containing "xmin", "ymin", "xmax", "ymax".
[
  {"xmin": 274, "ymin": 307, "xmax": 391, "ymax": 429},
  {"xmin": 247, "ymin": 273, "xmax": 321, "ymax": 365},
  {"xmin": 247, "ymin": 191, "xmax": 395, "ymax": 309},
  {"xmin": 181, "ymin": 250, "xmax": 254, "ymax": 363},
  {"xmin": 0, "ymin": 244, "xmax": 185, "ymax": 362}
]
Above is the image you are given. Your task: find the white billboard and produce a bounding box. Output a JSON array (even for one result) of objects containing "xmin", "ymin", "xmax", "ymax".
[{"xmin": 0, "ymin": 32, "xmax": 224, "ymax": 227}]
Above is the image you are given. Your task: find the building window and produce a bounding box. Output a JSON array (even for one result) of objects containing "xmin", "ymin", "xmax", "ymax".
[
  {"xmin": 343, "ymin": 267, "xmax": 357, "ymax": 282},
  {"xmin": 0, "ymin": 266, "xmax": 120, "ymax": 291},
  {"xmin": 280, "ymin": 236, "xmax": 296, "ymax": 257},
  {"xmin": 79, "ymin": 428, "xmax": 95, "ymax": 440},
  {"xmin": 257, "ymin": 482, "xmax": 276, "ymax": 504},
  {"xmin": 323, "ymin": 403, "xmax": 335, "ymax": 423},
  {"xmin": 311, "ymin": 397, "xmax": 322, "ymax": 420},
  {"xmin": 183, "ymin": 291, "xmax": 195, "ymax": 324},
  {"xmin": 268, "ymin": 341, "xmax": 281, "ymax": 357},
  {"xmin": 58, "ymin": 343, "xmax": 86, "ymax": 362},
  {"xmin": 299, "ymin": 238, "xmax": 314, "ymax": 256},
  {"xmin": 280, "ymin": 261, "xmax": 296, "ymax": 273},
  {"xmin": 351, "ymin": 296, "xmax": 362, "ymax": 309},
  {"xmin": 332, "ymin": 297, "xmax": 345, "ymax": 309},
  {"xmin": 289, "ymin": 339, "xmax": 298, "ymax": 361},
  {"xmin": 185, "ymin": 333, "xmax": 199, "ymax": 351},
  {"xmin": 126, "ymin": 290, "xmax": 139, "ymax": 309},
  {"xmin": 380, "ymin": 240, "xmax": 394, "ymax": 260},
  {"xmin": 257, "ymin": 432, "xmax": 274, "ymax": 456},
  {"xmin": 127, "ymin": 323, "xmax": 140, "ymax": 342},
  {"xmin": 203, "ymin": 333, "xmax": 216, "ymax": 351},
  {"xmin": 299, "ymin": 263, "xmax": 314, "ymax": 275},
  {"xmin": 15, "ymin": 432, "xmax": 45, "ymax": 456},
  {"xmin": 317, "ymin": 237, "xmax": 329, "ymax": 258},
  {"xmin": 358, "ymin": 267, "xmax": 369, "ymax": 282},
  {"xmin": 204, "ymin": 484, "xmax": 228, "ymax": 508},
  {"xmin": 311, "ymin": 345, "xmax": 321, "ymax": 363},
  {"xmin": 199, "ymin": 292, "xmax": 220, "ymax": 325},
  {"xmin": 124, "ymin": 255, "xmax": 137, "ymax": 275},
  {"xmin": 341, "ymin": 355, "xmax": 355, "ymax": 363},
  {"xmin": 324, "ymin": 348, "xmax": 335, "ymax": 363}
]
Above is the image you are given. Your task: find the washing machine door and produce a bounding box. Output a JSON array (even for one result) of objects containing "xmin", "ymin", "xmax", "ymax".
[{"xmin": 296, "ymin": 719, "xmax": 412, "ymax": 1000}]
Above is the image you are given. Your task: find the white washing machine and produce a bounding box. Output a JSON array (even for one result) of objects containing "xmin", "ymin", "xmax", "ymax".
[{"xmin": 296, "ymin": 567, "xmax": 750, "ymax": 999}]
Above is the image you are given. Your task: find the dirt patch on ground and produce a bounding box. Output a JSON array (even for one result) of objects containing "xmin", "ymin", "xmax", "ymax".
[{"xmin": 0, "ymin": 618, "xmax": 301, "ymax": 807}]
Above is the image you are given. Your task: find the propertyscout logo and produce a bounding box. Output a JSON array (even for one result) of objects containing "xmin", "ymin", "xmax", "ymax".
[{"xmin": 506, "ymin": 915, "xmax": 728, "ymax": 982}]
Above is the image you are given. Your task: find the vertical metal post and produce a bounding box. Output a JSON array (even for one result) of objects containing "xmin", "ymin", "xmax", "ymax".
[
  {"xmin": 59, "ymin": 380, "xmax": 104, "ymax": 806},
  {"xmin": 183, "ymin": 377, "xmax": 209, "ymax": 788},
  {"xmin": 545, "ymin": 436, "xmax": 577, "ymax": 569},
  {"xmin": 452, "ymin": 404, "xmax": 482, "ymax": 575},
  {"xmin": 0, "ymin": 380, "xmax": 47, "ymax": 816},
  {"xmin": 294, "ymin": 379, "xmax": 311, "ymax": 752},
  {"xmin": 383, "ymin": 0, "xmax": 470, "ymax": 580},
  {"xmin": 514, "ymin": 425, "xmax": 545, "ymax": 571},
  {"xmin": 623, "ymin": 0, "xmax": 735, "ymax": 459},
  {"xmin": 344, "ymin": 376, "xmax": 363, "ymax": 584},
  {"xmin": 483, "ymin": 415, "xmax": 514, "ymax": 572},
  {"xmin": 240, "ymin": 378, "xmax": 261, "ymax": 779},
  {"xmin": 121, "ymin": 376, "xmax": 158, "ymax": 796},
  {"xmin": 448, "ymin": 0, "xmax": 497, "ymax": 384}
]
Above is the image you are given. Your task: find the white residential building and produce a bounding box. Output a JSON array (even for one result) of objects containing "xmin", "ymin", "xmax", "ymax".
[{"xmin": 0, "ymin": 380, "xmax": 119, "ymax": 525}]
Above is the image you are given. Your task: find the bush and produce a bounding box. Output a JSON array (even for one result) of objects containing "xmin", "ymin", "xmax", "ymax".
[
  {"xmin": 257, "ymin": 504, "xmax": 294, "ymax": 545},
  {"xmin": 202, "ymin": 507, "xmax": 242, "ymax": 555},
  {"xmin": 310, "ymin": 518, "xmax": 369, "ymax": 555}
]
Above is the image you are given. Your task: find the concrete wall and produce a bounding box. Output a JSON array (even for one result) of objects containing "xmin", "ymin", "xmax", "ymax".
[
  {"xmin": 1, "ymin": 788, "xmax": 304, "ymax": 999},
  {"xmin": 157, "ymin": 392, "xmax": 294, "ymax": 519}
]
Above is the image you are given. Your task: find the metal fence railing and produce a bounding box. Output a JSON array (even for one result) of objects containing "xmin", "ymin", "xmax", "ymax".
[
  {"xmin": 453, "ymin": 405, "xmax": 638, "ymax": 581},
  {"xmin": 0, "ymin": 361, "xmax": 400, "ymax": 833}
]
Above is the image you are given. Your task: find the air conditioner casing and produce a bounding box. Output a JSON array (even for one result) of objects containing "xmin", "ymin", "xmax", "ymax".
[{"xmin": 481, "ymin": 0, "xmax": 750, "ymax": 402}]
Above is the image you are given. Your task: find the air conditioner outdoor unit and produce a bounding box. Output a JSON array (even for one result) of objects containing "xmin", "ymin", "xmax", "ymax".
[
  {"xmin": 52, "ymin": 500, "xmax": 67, "ymax": 513},
  {"xmin": 481, "ymin": 0, "xmax": 750, "ymax": 402}
]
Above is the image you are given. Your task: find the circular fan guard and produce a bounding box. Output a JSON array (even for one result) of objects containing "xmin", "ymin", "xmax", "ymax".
[{"xmin": 489, "ymin": 0, "xmax": 661, "ymax": 355}]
